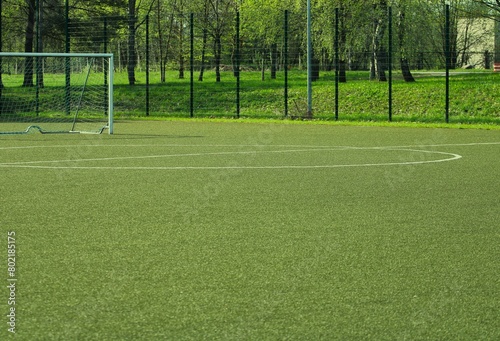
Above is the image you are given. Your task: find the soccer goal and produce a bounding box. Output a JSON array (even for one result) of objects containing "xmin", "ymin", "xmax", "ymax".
[{"xmin": 0, "ymin": 52, "xmax": 113, "ymax": 134}]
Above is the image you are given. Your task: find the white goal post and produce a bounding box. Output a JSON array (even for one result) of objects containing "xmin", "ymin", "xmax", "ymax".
[{"xmin": 0, "ymin": 52, "xmax": 114, "ymax": 134}]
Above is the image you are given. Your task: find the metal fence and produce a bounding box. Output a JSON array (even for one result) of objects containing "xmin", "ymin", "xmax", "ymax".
[{"xmin": 2, "ymin": 4, "xmax": 500, "ymax": 123}]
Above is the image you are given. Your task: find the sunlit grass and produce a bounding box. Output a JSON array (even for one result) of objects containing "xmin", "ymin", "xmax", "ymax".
[
  {"xmin": 1, "ymin": 68, "xmax": 499, "ymax": 124},
  {"xmin": 1, "ymin": 121, "xmax": 499, "ymax": 339}
]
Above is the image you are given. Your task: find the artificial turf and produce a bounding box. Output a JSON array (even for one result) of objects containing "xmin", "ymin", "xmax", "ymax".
[{"xmin": 1, "ymin": 120, "xmax": 499, "ymax": 339}]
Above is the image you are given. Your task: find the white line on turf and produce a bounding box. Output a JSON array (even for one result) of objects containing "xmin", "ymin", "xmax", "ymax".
[
  {"xmin": 0, "ymin": 148, "xmax": 354, "ymax": 165},
  {"xmin": 0, "ymin": 147, "xmax": 462, "ymax": 170}
]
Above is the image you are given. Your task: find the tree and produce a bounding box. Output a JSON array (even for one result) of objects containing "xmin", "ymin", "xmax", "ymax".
[
  {"xmin": 443, "ymin": 0, "xmax": 459, "ymax": 69},
  {"xmin": 154, "ymin": 0, "xmax": 176, "ymax": 82},
  {"xmin": 241, "ymin": 0, "xmax": 291, "ymax": 80},
  {"xmin": 176, "ymin": 0, "xmax": 186, "ymax": 79},
  {"xmin": 0, "ymin": 0, "xmax": 3, "ymax": 90},
  {"xmin": 197, "ymin": 0, "xmax": 210, "ymax": 81},
  {"xmin": 36, "ymin": 0, "xmax": 44, "ymax": 88},
  {"xmin": 127, "ymin": 0, "xmax": 137, "ymax": 85},
  {"xmin": 395, "ymin": 1, "xmax": 415, "ymax": 82},
  {"xmin": 126, "ymin": 0, "xmax": 155, "ymax": 85},
  {"xmin": 23, "ymin": 0, "xmax": 36, "ymax": 87},
  {"xmin": 472, "ymin": 0, "xmax": 500, "ymax": 13},
  {"xmin": 336, "ymin": 4, "xmax": 348, "ymax": 82},
  {"xmin": 314, "ymin": 0, "xmax": 369, "ymax": 82},
  {"xmin": 206, "ymin": 0, "xmax": 236, "ymax": 82},
  {"xmin": 371, "ymin": 0, "xmax": 388, "ymax": 81},
  {"xmin": 1, "ymin": 0, "xmax": 483, "ymax": 88}
]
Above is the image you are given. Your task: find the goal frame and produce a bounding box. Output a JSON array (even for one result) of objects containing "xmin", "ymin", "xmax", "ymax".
[{"xmin": 0, "ymin": 52, "xmax": 114, "ymax": 134}]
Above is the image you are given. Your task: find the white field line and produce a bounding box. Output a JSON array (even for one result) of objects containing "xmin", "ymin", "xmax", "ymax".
[
  {"xmin": 0, "ymin": 147, "xmax": 462, "ymax": 170},
  {"xmin": 0, "ymin": 147, "xmax": 355, "ymax": 166}
]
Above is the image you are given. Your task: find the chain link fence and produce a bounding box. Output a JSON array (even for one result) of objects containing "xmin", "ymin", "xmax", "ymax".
[{"xmin": 2, "ymin": 4, "xmax": 499, "ymax": 123}]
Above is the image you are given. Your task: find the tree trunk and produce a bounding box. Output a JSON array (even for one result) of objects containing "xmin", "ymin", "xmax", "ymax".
[
  {"xmin": 443, "ymin": 4, "xmax": 458, "ymax": 70},
  {"xmin": 495, "ymin": 20, "xmax": 500, "ymax": 65},
  {"xmin": 270, "ymin": 43, "xmax": 277, "ymax": 79},
  {"xmin": 338, "ymin": 6, "xmax": 347, "ymax": 83},
  {"xmin": 127, "ymin": 0, "xmax": 137, "ymax": 85},
  {"xmin": 36, "ymin": 0, "xmax": 43, "ymax": 88},
  {"xmin": 400, "ymin": 58, "xmax": 415, "ymax": 82},
  {"xmin": 339, "ymin": 60, "xmax": 347, "ymax": 83},
  {"xmin": 23, "ymin": 0, "xmax": 36, "ymax": 87},
  {"xmin": 214, "ymin": 34, "xmax": 222, "ymax": 82},
  {"xmin": 178, "ymin": 17, "xmax": 185, "ymax": 79},
  {"xmin": 161, "ymin": 12, "xmax": 175, "ymax": 83},
  {"xmin": 0, "ymin": 0, "xmax": 3, "ymax": 91},
  {"xmin": 312, "ymin": 55, "xmax": 320, "ymax": 81},
  {"xmin": 417, "ymin": 52, "xmax": 424, "ymax": 70},
  {"xmin": 157, "ymin": 1, "xmax": 165, "ymax": 83},
  {"xmin": 198, "ymin": 0, "xmax": 210, "ymax": 82},
  {"xmin": 311, "ymin": 46, "xmax": 320, "ymax": 81},
  {"xmin": 398, "ymin": 6, "xmax": 415, "ymax": 82},
  {"xmin": 371, "ymin": 1, "xmax": 387, "ymax": 82},
  {"xmin": 261, "ymin": 52, "xmax": 265, "ymax": 81},
  {"xmin": 198, "ymin": 28, "xmax": 208, "ymax": 81}
]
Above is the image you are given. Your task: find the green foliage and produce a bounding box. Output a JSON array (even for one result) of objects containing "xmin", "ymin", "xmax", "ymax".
[
  {"xmin": 108, "ymin": 69, "xmax": 500, "ymax": 124},
  {"xmin": 2, "ymin": 0, "xmax": 496, "ymax": 83}
]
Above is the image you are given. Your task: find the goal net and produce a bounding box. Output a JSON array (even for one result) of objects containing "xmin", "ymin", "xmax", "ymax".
[{"xmin": 0, "ymin": 52, "xmax": 113, "ymax": 134}]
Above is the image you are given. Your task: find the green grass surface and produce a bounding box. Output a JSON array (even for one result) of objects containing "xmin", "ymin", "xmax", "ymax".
[
  {"xmin": 1, "ymin": 120, "xmax": 499, "ymax": 339},
  {"xmin": 118, "ymin": 70, "xmax": 500, "ymax": 124},
  {"xmin": 2, "ymin": 69, "xmax": 500, "ymax": 124}
]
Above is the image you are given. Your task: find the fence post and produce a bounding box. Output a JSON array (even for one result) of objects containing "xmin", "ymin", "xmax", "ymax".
[
  {"xmin": 445, "ymin": 1, "xmax": 450, "ymax": 123},
  {"xmin": 334, "ymin": 7, "xmax": 339, "ymax": 121},
  {"xmin": 190, "ymin": 13, "xmax": 194, "ymax": 118},
  {"xmin": 104, "ymin": 17, "xmax": 109, "ymax": 117},
  {"xmin": 35, "ymin": 0, "xmax": 40, "ymax": 116},
  {"xmin": 284, "ymin": 10, "xmax": 289, "ymax": 117},
  {"xmin": 0, "ymin": 0, "xmax": 2, "ymax": 109},
  {"xmin": 495, "ymin": 20, "xmax": 500, "ymax": 72},
  {"xmin": 388, "ymin": 5, "xmax": 393, "ymax": 122},
  {"xmin": 65, "ymin": 0, "xmax": 70, "ymax": 116},
  {"xmin": 146, "ymin": 15, "xmax": 150, "ymax": 117},
  {"xmin": 306, "ymin": 0, "xmax": 313, "ymax": 118},
  {"xmin": 236, "ymin": 11, "xmax": 240, "ymax": 118}
]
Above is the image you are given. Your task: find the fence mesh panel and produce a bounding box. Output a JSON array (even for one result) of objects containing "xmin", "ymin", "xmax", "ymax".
[{"xmin": 1, "ymin": 4, "xmax": 499, "ymax": 123}]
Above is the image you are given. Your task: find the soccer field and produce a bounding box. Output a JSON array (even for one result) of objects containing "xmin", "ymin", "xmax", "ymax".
[{"xmin": 1, "ymin": 120, "xmax": 499, "ymax": 339}]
